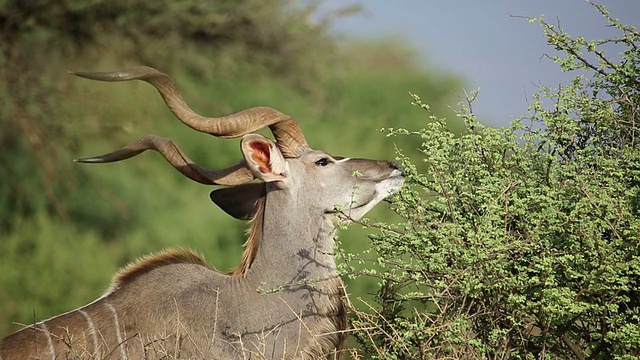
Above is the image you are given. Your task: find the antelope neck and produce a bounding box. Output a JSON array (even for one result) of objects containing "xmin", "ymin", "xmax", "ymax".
[{"xmin": 243, "ymin": 186, "xmax": 338, "ymax": 290}]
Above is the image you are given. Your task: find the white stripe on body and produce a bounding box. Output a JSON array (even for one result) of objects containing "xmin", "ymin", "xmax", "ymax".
[
  {"xmin": 78, "ymin": 309, "xmax": 100, "ymax": 355},
  {"xmin": 39, "ymin": 322, "xmax": 55, "ymax": 360},
  {"xmin": 106, "ymin": 302, "xmax": 127, "ymax": 359}
]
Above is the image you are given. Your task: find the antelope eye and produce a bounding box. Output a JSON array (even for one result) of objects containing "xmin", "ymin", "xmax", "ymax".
[{"xmin": 315, "ymin": 157, "xmax": 331, "ymax": 167}]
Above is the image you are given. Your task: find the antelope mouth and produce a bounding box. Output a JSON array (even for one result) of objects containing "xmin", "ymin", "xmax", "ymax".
[
  {"xmin": 377, "ymin": 172, "xmax": 405, "ymax": 198},
  {"xmin": 339, "ymin": 171, "xmax": 404, "ymax": 221}
]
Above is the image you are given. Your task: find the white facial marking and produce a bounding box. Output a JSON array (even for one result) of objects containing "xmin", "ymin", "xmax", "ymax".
[{"xmin": 390, "ymin": 168, "xmax": 403, "ymax": 177}]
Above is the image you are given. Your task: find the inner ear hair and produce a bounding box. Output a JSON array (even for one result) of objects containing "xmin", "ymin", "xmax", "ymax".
[
  {"xmin": 241, "ymin": 134, "xmax": 288, "ymax": 182},
  {"xmin": 248, "ymin": 140, "xmax": 272, "ymax": 174}
]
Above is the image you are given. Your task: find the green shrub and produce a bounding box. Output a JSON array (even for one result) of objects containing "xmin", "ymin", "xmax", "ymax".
[{"xmin": 349, "ymin": 5, "xmax": 640, "ymax": 359}]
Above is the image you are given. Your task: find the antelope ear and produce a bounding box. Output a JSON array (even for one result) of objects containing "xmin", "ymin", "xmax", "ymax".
[
  {"xmin": 210, "ymin": 183, "xmax": 266, "ymax": 220},
  {"xmin": 240, "ymin": 134, "xmax": 289, "ymax": 183}
]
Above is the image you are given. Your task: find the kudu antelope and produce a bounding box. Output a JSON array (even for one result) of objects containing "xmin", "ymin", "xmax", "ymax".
[{"xmin": 0, "ymin": 66, "xmax": 404, "ymax": 359}]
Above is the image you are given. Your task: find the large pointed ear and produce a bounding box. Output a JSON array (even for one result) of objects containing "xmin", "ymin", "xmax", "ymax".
[
  {"xmin": 210, "ymin": 183, "xmax": 266, "ymax": 220},
  {"xmin": 241, "ymin": 134, "xmax": 289, "ymax": 183}
]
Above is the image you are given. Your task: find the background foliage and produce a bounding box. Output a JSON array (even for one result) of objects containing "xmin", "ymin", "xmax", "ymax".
[
  {"xmin": 348, "ymin": 5, "xmax": 640, "ymax": 359},
  {"xmin": 0, "ymin": 0, "xmax": 460, "ymax": 341},
  {"xmin": 2, "ymin": 1, "xmax": 638, "ymax": 359}
]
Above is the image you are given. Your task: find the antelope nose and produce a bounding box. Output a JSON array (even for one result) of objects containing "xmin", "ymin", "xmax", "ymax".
[{"xmin": 389, "ymin": 161, "xmax": 405, "ymax": 176}]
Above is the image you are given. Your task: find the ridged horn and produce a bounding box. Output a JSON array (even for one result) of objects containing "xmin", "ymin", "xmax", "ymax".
[
  {"xmin": 72, "ymin": 66, "xmax": 308, "ymax": 158},
  {"xmin": 75, "ymin": 135, "xmax": 254, "ymax": 186}
]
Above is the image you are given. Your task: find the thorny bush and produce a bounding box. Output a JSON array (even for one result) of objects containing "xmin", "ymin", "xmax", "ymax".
[{"xmin": 345, "ymin": 4, "xmax": 640, "ymax": 359}]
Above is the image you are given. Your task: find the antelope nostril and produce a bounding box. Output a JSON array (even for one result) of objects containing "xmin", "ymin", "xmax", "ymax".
[{"xmin": 389, "ymin": 161, "xmax": 405, "ymax": 176}]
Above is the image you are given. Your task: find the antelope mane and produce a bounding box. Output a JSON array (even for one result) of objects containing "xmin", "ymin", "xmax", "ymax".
[
  {"xmin": 109, "ymin": 248, "xmax": 210, "ymax": 292},
  {"xmin": 106, "ymin": 196, "xmax": 265, "ymax": 290},
  {"xmin": 228, "ymin": 196, "xmax": 266, "ymax": 276}
]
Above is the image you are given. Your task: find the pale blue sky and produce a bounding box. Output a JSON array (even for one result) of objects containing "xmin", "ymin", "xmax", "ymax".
[{"xmin": 328, "ymin": 1, "xmax": 640, "ymax": 126}]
